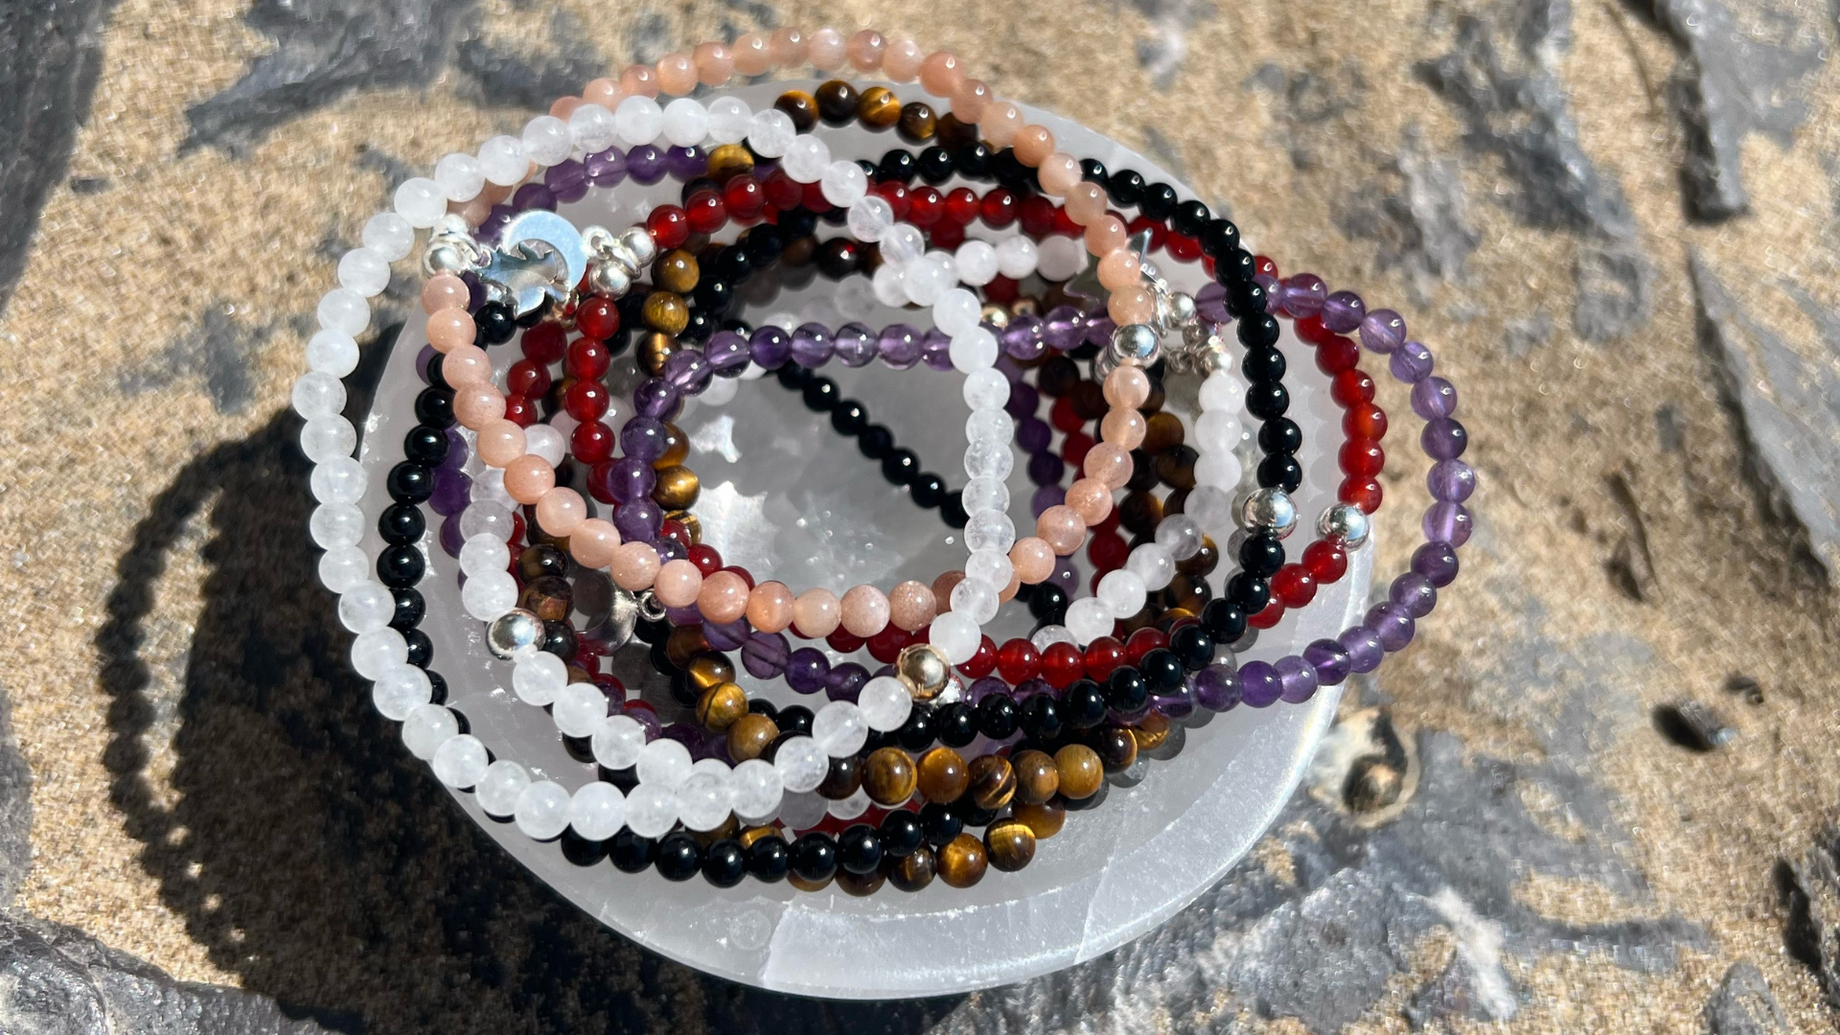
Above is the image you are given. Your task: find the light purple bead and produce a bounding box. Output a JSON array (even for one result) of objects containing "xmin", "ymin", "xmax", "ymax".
[
  {"xmin": 1152, "ymin": 683, "xmax": 1196, "ymax": 720},
  {"xmin": 1427, "ymin": 459, "xmax": 1476, "ymax": 503},
  {"xmin": 1412, "ymin": 541, "xmax": 1460, "ymax": 587},
  {"xmin": 634, "ymin": 378, "xmax": 681, "ymax": 421},
  {"xmin": 742, "ymin": 632, "xmax": 789, "ymax": 678},
  {"xmin": 1083, "ymin": 312, "xmax": 1115, "ymax": 347},
  {"xmin": 1006, "ymin": 382, "xmax": 1041, "ymax": 420},
  {"xmin": 705, "ymin": 618, "xmax": 751, "ymax": 652},
  {"xmin": 661, "ymin": 723, "xmax": 699, "ymax": 750},
  {"xmin": 1193, "ymin": 664, "xmax": 1240, "ymax": 711},
  {"xmin": 1253, "ymin": 273, "xmax": 1280, "ymax": 305},
  {"xmin": 1031, "ymin": 483, "xmax": 1064, "ymax": 517},
  {"xmin": 1276, "ymin": 656, "xmax": 1319, "ymax": 703},
  {"xmin": 1367, "ymin": 602, "xmax": 1416, "ymax": 652},
  {"xmin": 584, "ymin": 146, "xmax": 627, "ymax": 186},
  {"xmin": 748, "ymin": 326, "xmax": 791, "ymax": 369},
  {"xmin": 665, "ymin": 604, "xmax": 701, "ymax": 627},
  {"xmin": 1239, "ymin": 661, "xmax": 1283, "ymax": 707},
  {"xmin": 1049, "ymin": 560, "xmax": 1079, "ymax": 593},
  {"xmin": 705, "ymin": 330, "xmax": 750, "ymax": 375},
  {"xmin": 1279, "ymin": 274, "xmax": 1327, "ymax": 318},
  {"xmin": 1195, "ymin": 281, "xmax": 1230, "ymax": 324},
  {"xmin": 1411, "ymin": 376, "xmax": 1457, "ymax": 419},
  {"xmin": 995, "ymin": 355, "xmax": 1024, "ymax": 383},
  {"xmin": 654, "ymin": 538, "xmax": 686, "ymax": 563},
  {"xmin": 785, "ymin": 647, "xmax": 829, "ymax": 694},
  {"xmin": 512, "ymin": 183, "xmax": 556, "ymax": 211},
  {"xmin": 629, "ymin": 707, "xmax": 662, "ymax": 742},
  {"xmin": 664, "ymin": 349, "xmax": 710, "ymax": 392},
  {"xmin": 614, "ymin": 499, "xmax": 663, "ymax": 542},
  {"xmin": 1390, "ymin": 572, "xmax": 1438, "ymax": 619},
  {"xmin": 1359, "ymin": 308, "xmax": 1406, "ymax": 353},
  {"xmin": 663, "ymin": 145, "xmax": 705, "ymax": 179},
  {"xmin": 416, "ymin": 343, "xmax": 438, "ymax": 383},
  {"xmin": 1422, "ymin": 418, "xmax": 1468, "ymax": 460},
  {"xmin": 1016, "ymin": 415, "xmax": 1051, "ymax": 452},
  {"xmin": 1016, "ymin": 678, "xmax": 1053, "ymax": 702},
  {"xmin": 1339, "ymin": 626, "xmax": 1384, "ymax": 673},
  {"xmin": 967, "ymin": 676, "xmax": 1008, "ymax": 705},
  {"xmin": 626, "ymin": 144, "xmax": 667, "ymax": 184},
  {"xmin": 544, "ymin": 160, "xmax": 589, "ymax": 203},
  {"xmin": 1028, "ymin": 450, "xmax": 1064, "ymax": 488},
  {"xmin": 429, "ymin": 466, "xmax": 471, "ymax": 516},
  {"xmin": 1321, "ymin": 290, "xmax": 1366, "ymax": 333},
  {"xmin": 462, "ymin": 272, "xmax": 486, "ymax": 311},
  {"xmin": 1304, "ymin": 639, "xmax": 1352, "ymax": 686},
  {"xmin": 788, "ymin": 323, "xmax": 833, "ymax": 367},
  {"xmin": 922, "ymin": 327, "xmax": 954, "ymax": 371},
  {"xmin": 879, "ymin": 324, "xmax": 922, "ymax": 369},
  {"xmin": 834, "ymin": 322, "xmax": 877, "ymax": 366},
  {"xmin": 826, "ymin": 662, "xmax": 868, "ymax": 703},
  {"xmin": 439, "ymin": 513, "xmax": 465, "ymax": 557},
  {"xmin": 620, "ymin": 416, "xmax": 667, "ymax": 462},
  {"xmin": 441, "ymin": 428, "xmax": 468, "ymax": 469},
  {"xmin": 1043, "ymin": 306, "xmax": 1086, "ymax": 349},
  {"xmin": 1390, "ymin": 339, "xmax": 1433, "ymax": 383},
  {"xmin": 1424, "ymin": 502, "xmax": 1473, "ymax": 548},
  {"xmin": 601, "ymin": 456, "xmax": 654, "ymax": 504},
  {"xmin": 1002, "ymin": 314, "xmax": 1046, "ymax": 360}
]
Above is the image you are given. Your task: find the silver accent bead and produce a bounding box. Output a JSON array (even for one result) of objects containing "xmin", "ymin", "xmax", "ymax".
[
  {"xmin": 422, "ymin": 241, "xmax": 471, "ymax": 276},
  {"xmin": 1168, "ymin": 291, "xmax": 1197, "ymax": 327},
  {"xmin": 1110, "ymin": 323, "xmax": 1161, "ymax": 365},
  {"xmin": 1199, "ymin": 332, "xmax": 1234, "ymax": 374},
  {"xmin": 586, "ymin": 259, "xmax": 633, "ymax": 298},
  {"xmin": 619, "ymin": 226, "xmax": 658, "ymax": 266},
  {"xmin": 1239, "ymin": 487, "xmax": 1298, "ymax": 538},
  {"xmin": 486, "ymin": 609, "xmax": 544, "ymax": 659},
  {"xmin": 1318, "ymin": 503, "xmax": 1372, "ymax": 549}
]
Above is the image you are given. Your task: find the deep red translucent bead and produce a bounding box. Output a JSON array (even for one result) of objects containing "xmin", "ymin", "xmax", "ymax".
[
  {"xmin": 1125, "ymin": 215, "xmax": 1166, "ymax": 252},
  {"xmin": 1253, "ymin": 254, "xmax": 1278, "ymax": 279},
  {"xmin": 586, "ymin": 460, "xmax": 619, "ymax": 504},
  {"xmin": 1087, "ymin": 530, "xmax": 1129, "ymax": 573},
  {"xmin": 502, "ymin": 394, "xmax": 537, "ymax": 427},
  {"xmin": 827, "ymin": 628, "xmax": 865, "ymax": 654},
  {"xmin": 721, "ymin": 565, "xmax": 754, "ymax": 590},
  {"xmin": 867, "ymin": 624, "xmax": 909, "ymax": 664},
  {"xmin": 574, "ymin": 296, "xmax": 620, "ymax": 341},
  {"xmin": 1049, "ymin": 395, "xmax": 1085, "ymax": 434},
  {"xmin": 959, "ymin": 635, "xmax": 998, "ymax": 679},
  {"xmin": 520, "ymin": 321, "xmax": 566, "ymax": 364},
  {"xmin": 1316, "ymin": 336, "xmax": 1360, "ymax": 376},
  {"xmin": 907, "ymin": 185, "xmax": 944, "ymax": 227},
  {"xmin": 1092, "ymin": 504, "xmax": 1121, "ymax": 536},
  {"xmin": 995, "ymin": 638, "xmax": 1042, "ymax": 684},
  {"xmin": 1270, "ymin": 564, "xmax": 1317, "ymax": 608},
  {"xmin": 645, "ymin": 205, "xmax": 690, "ymax": 249},
  {"xmin": 763, "ymin": 169, "xmax": 802, "ymax": 209},
  {"xmin": 929, "ymin": 219, "xmax": 965, "ymax": 249},
  {"xmin": 1331, "ymin": 369, "xmax": 1377, "ymax": 407},
  {"xmin": 1041, "ymin": 642, "xmax": 1085, "ymax": 688},
  {"xmin": 508, "ymin": 512, "xmax": 526, "ymax": 550},
  {"xmin": 687, "ymin": 543, "xmax": 723, "ymax": 576},
  {"xmin": 1339, "ymin": 476, "xmax": 1384, "ymax": 514},
  {"xmin": 1050, "ymin": 204, "xmax": 1081, "ymax": 238},
  {"xmin": 563, "ymin": 379, "xmax": 609, "ymax": 421},
  {"xmin": 505, "ymin": 358, "xmax": 551, "ymax": 398},
  {"xmin": 1343, "ymin": 402, "xmax": 1388, "ymax": 441},
  {"xmin": 570, "ymin": 419, "xmax": 615, "ymax": 463},
  {"xmin": 565, "ymin": 337, "xmax": 610, "ymax": 380},
  {"xmin": 1294, "ymin": 316, "xmax": 1333, "ymax": 346},
  {"xmin": 1018, "ymin": 194, "xmax": 1055, "ymax": 237},
  {"xmin": 658, "ymin": 519, "xmax": 691, "ymax": 550},
  {"xmin": 1339, "ymin": 438, "xmax": 1385, "ymax": 478},
  {"xmin": 1124, "ymin": 627, "xmax": 1167, "ymax": 665},
  {"xmin": 1083, "ymin": 637, "xmax": 1127, "ymax": 681},
  {"xmin": 685, "ymin": 190, "xmax": 726, "ymax": 234},
  {"xmin": 1301, "ymin": 539, "xmax": 1348, "ymax": 583},
  {"xmin": 944, "ymin": 186, "xmax": 980, "ymax": 225},
  {"xmin": 1165, "ymin": 231, "xmax": 1201, "ymax": 262},
  {"xmin": 723, "ymin": 175, "xmax": 765, "ymax": 220},
  {"xmin": 874, "ymin": 180, "xmax": 910, "ymax": 220},
  {"xmin": 980, "ymin": 188, "xmax": 1019, "ymax": 228},
  {"xmin": 984, "ymin": 275, "xmax": 1018, "ymax": 305},
  {"xmin": 800, "ymin": 180, "xmax": 832, "ymax": 214},
  {"xmin": 1248, "ymin": 600, "xmax": 1285, "ymax": 630},
  {"xmin": 1061, "ymin": 430, "xmax": 1094, "ymax": 469}
]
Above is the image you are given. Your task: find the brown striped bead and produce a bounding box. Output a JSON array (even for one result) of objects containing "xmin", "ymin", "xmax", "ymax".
[
  {"xmin": 1055, "ymin": 744, "xmax": 1104, "ymax": 799},
  {"xmin": 856, "ymin": 86, "xmax": 902, "ymax": 129},
  {"xmin": 985, "ymin": 820, "xmax": 1036, "ymax": 872},
  {"xmin": 814, "ymin": 79, "xmax": 859, "ymax": 124},
  {"xmin": 653, "ymin": 249, "xmax": 699, "ymax": 294},
  {"xmin": 916, "ymin": 746, "xmax": 969, "ymax": 803},
  {"xmin": 967, "ymin": 754, "xmax": 1016, "ymax": 810},
  {"xmin": 775, "ymin": 90, "xmax": 818, "ymax": 131},
  {"xmin": 695, "ymin": 681, "xmax": 748, "ymax": 732},
  {"xmin": 727, "ymin": 714, "xmax": 779, "ymax": 762},
  {"xmin": 888, "ymin": 846, "xmax": 937, "ymax": 892},
  {"xmin": 836, "ymin": 868, "xmax": 885, "ymax": 897},
  {"xmin": 818, "ymin": 755, "xmax": 862, "ymax": 800},
  {"xmin": 1011, "ymin": 749, "xmax": 1060, "ymax": 804},
  {"xmin": 938, "ymin": 833, "xmax": 988, "ymax": 888},
  {"xmin": 652, "ymin": 464, "xmax": 700, "ymax": 510},
  {"xmin": 1094, "ymin": 725, "xmax": 1139, "ymax": 772},
  {"xmin": 896, "ymin": 101, "xmax": 937, "ymax": 143},
  {"xmin": 863, "ymin": 747, "xmax": 918, "ymax": 806},
  {"xmin": 1014, "ymin": 801, "xmax": 1066, "ymax": 839},
  {"xmin": 642, "ymin": 291, "xmax": 689, "ymax": 335}
]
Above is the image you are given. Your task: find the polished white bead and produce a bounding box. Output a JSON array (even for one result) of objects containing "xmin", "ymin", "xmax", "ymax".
[
  {"xmin": 901, "ymin": 256, "xmax": 949, "ymax": 305},
  {"xmin": 1037, "ymin": 234, "xmax": 1087, "ymax": 280},
  {"xmin": 747, "ymin": 108, "xmax": 796, "ymax": 157},
  {"xmin": 1195, "ymin": 451, "xmax": 1243, "ymax": 491},
  {"xmin": 511, "ymin": 780, "xmax": 570, "ymax": 840},
  {"xmin": 371, "ymin": 663, "xmax": 431, "ymax": 720},
  {"xmin": 706, "ymin": 96, "xmax": 752, "ymax": 144},
  {"xmin": 292, "ymin": 371, "xmax": 346, "ymax": 419},
  {"xmin": 316, "ymin": 288, "xmax": 369, "ymax": 335},
  {"xmin": 470, "ymin": 468, "xmax": 515, "ymax": 510},
  {"xmin": 300, "ymin": 416, "xmax": 357, "ymax": 464},
  {"xmin": 948, "ymin": 324, "xmax": 998, "ymax": 373},
  {"xmin": 317, "ymin": 547, "xmax": 369, "ymax": 593},
  {"xmin": 305, "ymin": 329, "xmax": 359, "ymax": 377},
  {"xmin": 995, "ymin": 235, "xmax": 1038, "ymax": 279},
  {"xmin": 966, "ymin": 549, "xmax": 1014, "ymax": 592},
  {"xmin": 392, "ymin": 177, "xmax": 446, "ymax": 228},
  {"xmin": 847, "ymin": 195, "xmax": 894, "ymax": 242},
  {"xmin": 309, "ymin": 456, "xmax": 365, "ymax": 504},
  {"xmin": 955, "ymin": 239, "xmax": 998, "ymax": 285},
  {"xmin": 964, "ymin": 406, "xmax": 1011, "ymax": 447},
  {"xmin": 1185, "ymin": 483, "xmax": 1236, "ymax": 533},
  {"xmin": 1065, "ymin": 596, "xmax": 1114, "ymax": 644},
  {"xmin": 962, "ymin": 367, "xmax": 1009, "ymax": 410},
  {"xmin": 880, "ymin": 223, "xmax": 924, "ymax": 265},
  {"xmin": 338, "ymin": 581, "xmax": 395, "ymax": 633},
  {"xmin": 459, "ymin": 533, "xmax": 508, "ymax": 577},
  {"xmin": 1195, "ymin": 409, "xmax": 1242, "ymax": 452},
  {"xmin": 776, "ymin": 790, "xmax": 828, "ymax": 829},
  {"xmin": 660, "ymin": 98, "xmax": 709, "ymax": 147},
  {"xmin": 552, "ymin": 682, "xmax": 607, "ymax": 738},
  {"xmin": 691, "ymin": 758, "xmax": 730, "ymax": 782},
  {"xmin": 1031, "ymin": 625, "xmax": 1077, "ymax": 651},
  {"xmin": 960, "ymin": 476, "xmax": 1009, "ymax": 517},
  {"xmin": 512, "ymin": 651, "xmax": 566, "ymax": 706},
  {"xmin": 1126, "ymin": 542, "xmax": 1176, "ymax": 591},
  {"xmin": 623, "ymin": 783, "xmax": 677, "ymax": 838},
  {"xmin": 361, "ymin": 212, "xmax": 415, "ymax": 260},
  {"xmin": 309, "ymin": 502, "xmax": 364, "ymax": 549},
  {"xmin": 478, "ymin": 135, "xmax": 527, "ymax": 186},
  {"xmin": 828, "ymin": 785, "xmax": 872, "ymax": 821},
  {"xmin": 458, "ymin": 500, "xmax": 515, "ymax": 542},
  {"xmin": 476, "ymin": 760, "xmax": 530, "ymax": 817},
  {"xmin": 461, "ymin": 569, "xmax": 518, "ymax": 620},
  {"xmin": 935, "ymin": 288, "xmax": 982, "ymax": 336},
  {"xmin": 520, "ymin": 115, "xmax": 572, "ymax": 166},
  {"xmin": 820, "ymin": 160, "xmax": 868, "ymax": 206},
  {"xmin": 701, "ymin": 376, "xmax": 738, "ymax": 406},
  {"xmin": 674, "ymin": 771, "xmax": 732, "ymax": 832},
  {"xmin": 433, "ymin": 152, "xmax": 485, "ymax": 203},
  {"xmin": 432, "ymin": 734, "xmax": 489, "ymax": 788},
  {"xmin": 870, "ymin": 261, "xmax": 906, "ymax": 306},
  {"xmin": 773, "ymin": 736, "xmax": 828, "ymax": 793},
  {"xmin": 858, "ymin": 676, "xmax": 912, "ymax": 732},
  {"xmin": 730, "ymin": 759, "xmax": 783, "ymax": 820},
  {"xmin": 812, "ymin": 700, "xmax": 868, "ymax": 756},
  {"xmin": 1098, "ymin": 569, "xmax": 1148, "ymax": 618},
  {"xmin": 636, "ymin": 737, "xmax": 693, "ymax": 789},
  {"xmin": 781, "ymin": 135, "xmax": 831, "ymax": 182},
  {"xmin": 401, "ymin": 704, "xmax": 459, "ymax": 760},
  {"xmin": 518, "ymin": 424, "xmax": 563, "ymax": 467},
  {"xmin": 963, "ymin": 437, "xmax": 1014, "ymax": 480},
  {"xmin": 929, "ymin": 610, "xmax": 982, "ymax": 664},
  {"xmin": 964, "ymin": 510, "xmax": 1016, "ymax": 553},
  {"xmin": 1200, "ymin": 371, "xmax": 1246, "ymax": 412},
  {"xmin": 1156, "ymin": 513, "xmax": 1204, "ymax": 559},
  {"xmin": 613, "ymin": 95, "xmax": 663, "ymax": 146},
  {"xmin": 950, "ymin": 576, "xmax": 1000, "ymax": 624},
  {"xmin": 337, "ymin": 247, "xmax": 391, "ymax": 297},
  {"xmin": 568, "ymin": 781, "xmax": 627, "ymax": 840},
  {"xmin": 350, "ymin": 627, "xmax": 407, "ymax": 679},
  {"xmin": 591, "ymin": 715, "xmax": 647, "ymax": 770}
]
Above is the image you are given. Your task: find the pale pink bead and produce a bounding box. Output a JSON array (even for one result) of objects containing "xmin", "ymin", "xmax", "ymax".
[
  {"xmin": 981, "ymin": 102, "xmax": 1024, "ymax": 148},
  {"xmin": 610, "ymin": 541, "xmax": 661, "ymax": 590},
  {"xmin": 732, "ymin": 32, "xmax": 773, "ymax": 75},
  {"xmin": 697, "ymin": 570, "xmax": 750, "ymax": 623},
  {"xmin": 441, "ymin": 343, "xmax": 491, "ymax": 386},
  {"xmin": 549, "ymin": 96, "xmax": 581, "ymax": 118},
  {"xmin": 458, "ymin": 194, "xmax": 494, "ymax": 229},
  {"xmin": 584, "ymin": 77, "xmax": 619, "ymax": 108},
  {"xmin": 918, "ymin": 51, "xmax": 964, "ymax": 96},
  {"xmin": 747, "ymin": 582, "xmax": 796, "ymax": 633},
  {"xmin": 652, "ymin": 559, "xmax": 703, "ymax": 608},
  {"xmin": 1037, "ymin": 153, "xmax": 1081, "ymax": 197},
  {"xmin": 453, "ymin": 384, "xmax": 506, "ymax": 428},
  {"xmin": 1065, "ymin": 478, "xmax": 1114, "ymax": 525},
  {"xmin": 1085, "ymin": 214, "xmax": 1128, "ymax": 256},
  {"xmin": 1108, "ymin": 285, "xmax": 1155, "ymax": 326},
  {"xmin": 570, "ymin": 519, "xmax": 621, "ymax": 569},
  {"xmin": 951, "ymin": 79, "xmax": 992, "ymax": 121},
  {"xmin": 421, "ymin": 273, "xmax": 469, "ymax": 313},
  {"xmin": 426, "ymin": 309, "xmax": 476, "ymax": 352},
  {"xmin": 1036, "ymin": 505, "xmax": 1087, "ymax": 556},
  {"xmin": 840, "ymin": 585, "xmax": 891, "ymax": 637},
  {"xmin": 692, "ymin": 42, "xmax": 733, "ymax": 85},
  {"xmin": 793, "ymin": 588, "xmax": 841, "ymax": 638},
  {"xmin": 1009, "ymin": 538, "xmax": 1056, "ymax": 585},
  {"xmin": 535, "ymin": 487, "xmax": 586, "ymax": 536},
  {"xmin": 847, "ymin": 29, "xmax": 885, "ymax": 71},
  {"xmin": 1085, "ymin": 442, "xmax": 1134, "ymax": 489},
  {"xmin": 503, "ymin": 454, "xmax": 554, "ymax": 504},
  {"xmin": 888, "ymin": 581, "xmax": 937, "ymax": 631},
  {"xmin": 998, "ymin": 570, "xmax": 1022, "ymax": 603},
  {"xmin": 1104, "ymin": 365, "xmax": 1152, "ymax": 408},
  {"xmin": 1064, "ymin": 182, "xmax": 1107, "ymax": 226},
  {"xmin": 1098, "ymin": 248, "xmax": 1143, "ymax": 290},
  {"xmin": 883, "ymin": 36, "xmax": 924, "ymax": 81},
  {"xmin": 932, "ymin": 570, "xmax": 966, "ymax": 608},
  {"xmin": 769, "ymin": 27, "xmax": 808, "ymax": 67},
  {"xmin": 1101, "ymin": 408, "xmax": 1146, "ymax": 449},
  {"xmin": 656, "ymin": 52, "xmax": 697, "ymax": 96},
  {"xmin": 619, "ymin": 64, "xmax": 659, "ymax": 99},
  {"xmin": 1012, "ymin": 125, "xmax": 1055, "ymax": 166},
  {"xmin": 808, "ymin": 27, "xmax": 846, "ymax": 70},
  {"xmin": 476, "ymin": 419, "xmax": 527, "ymax": 467}
]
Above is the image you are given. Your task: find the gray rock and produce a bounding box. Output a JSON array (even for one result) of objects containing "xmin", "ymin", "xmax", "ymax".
[
  {"xmin": 1690, "ymin": 253, "xmax": 1840, "ymax": 578},
  {"xmin": 1337, "ymin": 127, "xmax": 1480, "ymax": 298},
  {"xmin": 453, "ymin": 9, "xmax": 606, "ymax": 113},
  {"xmin": 1246, "ymin": 61, "xmax": 1367, "ymax": 171},
  {"xmin": 0, "ymin": 912, "xmax": 332, "ymax": 1035},
  {"xmin": 118, "ymin": 307, "xmax": 272, "ymax": 415},
  {"xmin": 0, "ymin": 0, "xmax": 120, "ymax": 315},
  {"xmin": 0, "ymin": 683, "xmax": 31, "ymax": 908},
  {"xmin": 1784, "ymin": 831, "xmax": 1840, "ymax": 1009},
  {"xmin": 1123, "ymin": 0, "xmax": 1214, "ymax": 89},
  {"xmin": 1574, "ymin": 243, "xmax": 1652, "ymax": 342},
  {"xmin": 1704, "ymin": 961, "xmax": 1790, "ymax": 1034}
]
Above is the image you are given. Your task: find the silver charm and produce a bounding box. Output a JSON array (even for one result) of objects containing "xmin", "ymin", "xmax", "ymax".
[
  {"xmin": 478, "ymin": 210, "xmax": 590, "ymax": 317},
  {"xmin": 1318, "ymin": 503, "xmax": 1372, "ymax": 549},
  {"xmin": 1064, "ymin": 228, "xmax": 1155, "ymax": 305}
]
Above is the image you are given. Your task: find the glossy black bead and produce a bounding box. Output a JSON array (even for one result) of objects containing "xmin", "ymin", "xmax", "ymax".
[
  {"xmin": 1080, "ymin": 157, "xmax": 1108, "ymax": 183},
  {"xmin": 413, "ymin": 386, "xmax": 455, "ymax": 428},
  {"xmin": 654, "ymin": 832, "xmax": 703, "ymax": 881},
  {"xmin": 876, "ymin": 148, "xmax": 918, "ymax": 184},
  {"xmin": 933, "ymin": 702, "xmax": 978, "ymax": 748},
  {"xmin": 857, "ymin": 425, "xmax": 894, "ymax": 460},
  {"xmin": 1138, "ymin": 181, "xmax": 1178, "ymax": 221},
  {"xmin": 1241, "ymin": 346, "xmax": 1286, "ymax": 383},
  {"xmin": 474, "ymin": 302, "xmax": 516, "ymax": 345},
  {"xmin": 895, "ymin": 705, "xmax": 935, "ymax": 751},
  {"xmin": 376, "ymin": 545, "xmax": 425, "ymax": 588},
  {"xmin": 1258, "ymin": 417, "xmax": 1303, "ymax": 455},
  {"xmin": 1170, "ymin": 624, "xmax": 1216, "ymax": 671},
  {"xmin": 385, "ymin": 462, "xmax": 433, "ymax": 504},
  {"xmin": 861, "ymin": 727, "xmax": 899, "ymax": 754},
  {"xmin": 679, "ymin": 308, "xmax": 715, "ymax": 343},
  {"xmin": 1138, "ymin": 648, "xmax": 1186, "ymax": 692},
  {"xmin": 1238, "ymin": 313, "xmax": 1282, "ymax": 349},
  {"xmin": 1245, "ymin": 381, "xmax": 1291, "ymax": 421},
  {"xmin": 789, "ymin": 832, "xmax": 839, "ymax": 881},
  {"xmin": 776, "ymin": 361, "xmax": 813, "ymax": 389},
  {"xmin": 425, "ymin": 670, "xmax": 448, "ymax": 706},
  {"xmin": 1227, "ymin": 572, "xmax": 1271, "ymax": 613},
  {"xmin": 854, "ymin": 157, "xmax": 878, "ymax": 178},
  {"xmin": 1106, "ymin": 168, "xmax": 1145, "ymax": 206},
  {"xmin": 910, "ymin": 473, "xmax": 946, "ymax": 507},
  {"xmin": 541, "ymin": 620, "xmax": 577, "ymax": 661},
  {"xmin": 878, "ymin": 811, "xmax": 923, "ymax": 858},
  {"xmin": 989, "ymin": 147, "xmax": 1035, "ymax": 192},
  {"xmin": 711, "ymin": 245, "xmax": 752, "ymax": 281},
  {"xmin": 1171, "ymin": 199, "xmax": 1211, "ymax": 237},
  {"xmin": 953, "ymin": 142, "xmax": 992, "ymax": 178},
  {"xmin": 829, "ymin": 400, "xmax": 869, "ymax": 435},
  {"xmin": 880, "ymin": 448, "xmax": 919, "ymax": 485},
  {"xmin": 1017, "ymin": 693, "xmax": 1063, "ymax": 741},
  {"xmin": 975, "ymin": 694, "xmax": 1018, "ymax": 740},
  {"xmin": 952, "ymin": 800, "xmax": 999, "ymax": 829},
  {"xmin": 777, "ymin": 704, "xmax": 815, "ymax": 736},
  {"xmin": 939, "ymin": 490, "xmax": 968, "ymax": 529},
  {"xmin": 917, "ymin": 146, "xmax": 955, "ymax": 183},
  {"xmin": 691, "ymin": 276, "xmax": 732, "ymax": 312},
  {"xmin": 609, "ymin": 830, "xmax": 656, "ymax": 873},
  {"xmin": 701, "ymin": 839, "xmax": 747, "ymax": 887},
  {"xmin": 1201, "ymin": 599, "xmax": 1248, "ymax": 643},
  {"xmin": 1201, "ymin": 218, "xmax": 1241, "ymax": 257},
  {"xmin": 1028, "ymin": 582, "xmax": 1069, "ymax": 622},
  {"xmin": 1061, "ymin": 680, "xmax": 1108, "ymax": 729},
  {"xmin": 746, "ymin": 697, "xmax": 779, "ymax": 718},
  {"xmin": 558, "ymin": 829, "xmax": 607, "ymax": 866},
  {"xmin": 1103, "ymin": 668, "xmax": 1149, "ymax": 713},
  {"xmin": 402, "ymin": 424, "xmax": 449, "ymax": 467},
  {"xmin": 633, "ymin": 616, "xmax": 670, "ymax": 646},
  {"xmin": 514, "ymin": 297, "xmax": 549, "ymax": 327},
  {"xmin": 1258, "ymin": 452, "xmax": 1304, "ymax": 492},
  {"xmin": 919, "ymin": 801, "xmax": 963, "ymax": 847},
  {"xmin": 837, "ymin": 824, "xmax": 883, "ymax": 875},
  {"xmin": 1227, "ymin": 280, "xmax": 1267, "ymax": 319},
  {"xmin": 814, "ymin": 238, "xmax": 862, "ymax": 280},
  {"xmin": 1126, "ymin": 449, "xmax": 1160, "ymax": 492},
  {"xmin": 1214, "ymin": 247, "xmax": 1257, "ymax": 284},
  {"xmin": 401, "ymin": 627, "xmax": 432, "ymax": 668},
  {"xmin": 378, "ymin": 503, "xmax": 425, "ymax": 545},
  {"xmin": 745, "ymin": 836, "xmax": 790, "ymax": 881},
  {"xmin": 423, "ymin": 352, "xmax": 447, "ymax": 388},
  {"xmin": 389, "ymin": 587, "xmax": 425, "ymax": 630},
  {"xmin": 801, "ymin": 376, "xmax": 840, "ymax": 411},
  {"xmin": 779, "ymin": 208, "xmax": 819, "ymax": 239},
  {"xmin": 1239, "ymin": 533, "xmax": 1285, "ymax": 577},
  {"xmin": 743, "ymin": 225, "xmax": 785, "ymax": 265}
]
